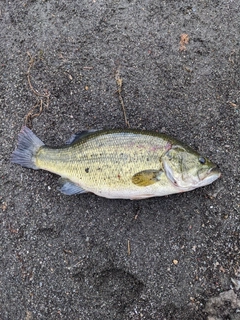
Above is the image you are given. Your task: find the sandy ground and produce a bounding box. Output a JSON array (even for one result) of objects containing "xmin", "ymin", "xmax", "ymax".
[{"xmin": 0, "ymin": 1, "xmax": 239, "ymax": 319}]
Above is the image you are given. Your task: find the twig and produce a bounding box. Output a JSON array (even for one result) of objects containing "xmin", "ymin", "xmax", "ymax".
[
  {"xmin": 127, "ymin": 240, "xmax": 131, "ymax": 255},
  {"xmin": 25, "ymin": 52, "xmax": 50, "ymax": 128},
  {"xmin": 229, "ymin": 50, "xmax": 236, "ymax": 64},
  {"xmin": 115, "ymin": 68, "xmax": 130, "ymax": 128}
]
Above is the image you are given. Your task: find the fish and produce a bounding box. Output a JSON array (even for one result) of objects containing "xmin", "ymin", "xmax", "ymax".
[{"xmin": 11, "ymin": 126, "xmax": 221, "ymax": 200}]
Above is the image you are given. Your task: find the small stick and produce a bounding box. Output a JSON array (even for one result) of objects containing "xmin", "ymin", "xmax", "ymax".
[
  {"xmin": 26, "ymin": 52, "xmax": 50, "ymax": 98},
  {"xmin": 115, "ymin": 68, "xmax": 130, "ymax": 128},
  {"xmin": 25, "ymin": 52, "xmax": 50, "ymax": 128},
  {"xmin": 127, "ymin": 240, "xmax": 131, "ymax": 255}
]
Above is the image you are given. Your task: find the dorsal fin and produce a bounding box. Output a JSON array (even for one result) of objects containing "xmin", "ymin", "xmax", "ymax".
[{"xmin": 66, "ymin": 129, "xmax": 100, "ymax": 145}]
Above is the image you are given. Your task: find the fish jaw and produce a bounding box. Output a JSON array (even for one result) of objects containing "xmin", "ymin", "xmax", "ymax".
[{"xmin": 196, "ymin": 167, "xmax": 221, "ymax": 188}]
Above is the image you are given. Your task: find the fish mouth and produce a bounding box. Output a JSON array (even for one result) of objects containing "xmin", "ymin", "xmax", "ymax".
[
  {"xmin": 197, "ymin": 166, "xmax": 221, "ymax": 187},
  {"xmin": 207, "ymin": 166, "xmax": 221, "ymax": 179},
  {"xmin": 209, "ymin": 166, "xmax": 221, "ymax": 175}
]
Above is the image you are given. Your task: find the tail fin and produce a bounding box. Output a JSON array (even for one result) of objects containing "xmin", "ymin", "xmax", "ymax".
[{"xmin": 11, "ymin": 126, "xmax": 45, "ymax": 169}]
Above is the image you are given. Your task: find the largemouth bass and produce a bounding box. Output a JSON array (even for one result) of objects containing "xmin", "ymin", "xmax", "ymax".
[{"xmin": 11, "ymin": 126, "xmax": 220, "ymax": 199}]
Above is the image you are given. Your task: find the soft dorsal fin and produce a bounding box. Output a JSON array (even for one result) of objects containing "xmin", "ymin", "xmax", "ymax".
[
  {"xmin": 132, "ymin": 170, "xmax": 163, "ymax": 187},
  {"xmin": 66, "ymin": 129, "xmax": 100, "ymax": 145}
]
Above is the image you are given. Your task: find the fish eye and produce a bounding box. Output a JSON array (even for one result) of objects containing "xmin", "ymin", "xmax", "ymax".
[{"xmin": 199, "ymin": 157, "xmax": 206, "ymax": 164}]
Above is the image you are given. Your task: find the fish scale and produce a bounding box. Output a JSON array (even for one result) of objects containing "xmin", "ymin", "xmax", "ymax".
[{"xmin": 37, "ymin": 132, "xmax": 165, "ymax": 190}]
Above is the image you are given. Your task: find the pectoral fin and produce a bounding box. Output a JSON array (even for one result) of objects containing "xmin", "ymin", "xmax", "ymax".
[
  {"xmin": 58, "ymin": 178, "xmax": 88, "ymax": 195},
  {"xmin": 132, "ymin": 170, "xmax": 163, "ymax": 187}
]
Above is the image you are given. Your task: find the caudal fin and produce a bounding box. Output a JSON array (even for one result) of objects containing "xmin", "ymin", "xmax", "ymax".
[{"xmin": 11, "ymin": 126, "xmax": 45, "ymax": 169}]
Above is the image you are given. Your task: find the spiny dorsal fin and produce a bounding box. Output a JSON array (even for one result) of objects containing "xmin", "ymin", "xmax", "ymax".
[{"xmin": 132, "ymin": 170, "xmax": 163, "ymax": 187}]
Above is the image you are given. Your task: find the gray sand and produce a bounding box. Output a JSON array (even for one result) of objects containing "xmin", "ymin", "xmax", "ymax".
[{"xmin": 1, "ymin": 1, "xmax": 239, "ymax": 319}]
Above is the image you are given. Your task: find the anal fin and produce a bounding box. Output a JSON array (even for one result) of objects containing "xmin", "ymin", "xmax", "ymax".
[{"xmin": 58, "ymin": 178, "xmax": 88, "ymax": 195}]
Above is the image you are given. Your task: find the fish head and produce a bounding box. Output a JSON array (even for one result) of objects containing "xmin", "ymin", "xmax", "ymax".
[{"xmin": 161, "ymin": 145, "xmax": 221, "ymax": 191}]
